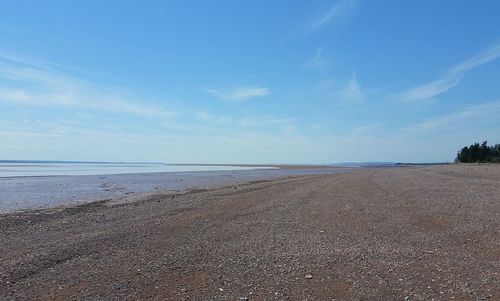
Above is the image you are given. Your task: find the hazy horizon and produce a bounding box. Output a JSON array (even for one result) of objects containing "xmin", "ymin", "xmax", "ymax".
[
  {"xmin": 0, "ymin": 159, "xmax": 448, "ymax": 166},
  {"xmin": 1, "ymin": 1, "xmax": 499, "ymax": 163}
]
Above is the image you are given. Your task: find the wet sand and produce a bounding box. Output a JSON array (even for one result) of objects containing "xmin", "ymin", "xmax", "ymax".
[{"xmin": 0, "ymin": 164, "xmax": 499, "ymax": 300}]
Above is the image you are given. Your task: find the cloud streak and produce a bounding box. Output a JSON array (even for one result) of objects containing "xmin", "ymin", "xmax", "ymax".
[
  {"xmin": 0, "ymin": 55, "xmax": 176, "ymax": 117},
  {"xmin": 196, "ymin": 111, "xmax": 232, "ymax": 124},
  {"xmin": 342, "ymin": 72, "xmax": 363, "ymax": 103},
  {"xmin": 205, "ymin": 86, "xmax": 270, "ymax": 102},
  {"xmin": 405, "ymin": 100, "xmax": 500, "ymax": 132},
  {"xmin": 303, "ymin": 48, "xmax": 330, "ymax": 71},
  {"xmin": 305, "ymin": 0, "xmax": 356, "ymax": 34},
  {"xmin": 314, "ymin": 71, "xmax": 364, "ymax": 105},
  {"xmin": 310, "ymin": 4, "xmax": 338, "ymax": 32},
  {"xmin": 402, "ymin": 43, "xmax": 500, "ymax": 102}
]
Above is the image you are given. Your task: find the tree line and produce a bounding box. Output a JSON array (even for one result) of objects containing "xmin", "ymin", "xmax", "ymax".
[{"xmin": 455, "ymin": 141, "xmax": 500, "ymax": 163}]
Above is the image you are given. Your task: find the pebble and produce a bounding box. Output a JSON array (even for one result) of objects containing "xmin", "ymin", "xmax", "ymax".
[{"xmin": 305, "ymin": 274, "xmax": 313, "ymax": 279}]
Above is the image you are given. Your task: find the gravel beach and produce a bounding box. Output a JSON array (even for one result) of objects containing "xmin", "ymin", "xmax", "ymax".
[{"xmin": 0, "ymin": 164, "xmax": 499, "ymax": 300}]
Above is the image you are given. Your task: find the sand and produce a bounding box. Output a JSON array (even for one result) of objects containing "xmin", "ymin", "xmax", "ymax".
[{"xmin": 0, "ymin": 164, "xmax": 499, "ymax": 300}]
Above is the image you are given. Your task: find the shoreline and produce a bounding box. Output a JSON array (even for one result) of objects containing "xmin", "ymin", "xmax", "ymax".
[{"xmin": 0, "ymin": 165, "xmax": 351, "ymax": 213}]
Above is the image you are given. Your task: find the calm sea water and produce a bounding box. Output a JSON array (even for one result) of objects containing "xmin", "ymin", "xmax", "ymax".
[{"xmin": 0, "ymin": 161, "xmax": 271, "ymax": 177}]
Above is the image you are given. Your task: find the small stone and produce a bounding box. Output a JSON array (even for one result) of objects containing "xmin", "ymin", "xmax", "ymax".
[
  {"xmin": 305, "ymin": 274, "xmax": 313, "ymax": 279},
  {"xmin": 218, "ymin": 288, "xmax": 224, "ymax": 292}
]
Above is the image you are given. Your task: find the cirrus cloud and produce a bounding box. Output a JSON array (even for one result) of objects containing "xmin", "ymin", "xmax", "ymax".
[
  {"xmin": 204, "ymin": 86, "xmax": 270, "ymax": 103},
  {"xmin": 0, "ymin": 55, "xmax": 176, "ymax": 117},
  {"xmin": 401, "ymin": 43, "xmax": 500, "ymax": 103}
]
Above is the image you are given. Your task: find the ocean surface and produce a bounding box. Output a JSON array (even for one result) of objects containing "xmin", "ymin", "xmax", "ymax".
[{"xmin": 0, "ymin": 161, "xmax": 272, "ymax": 177}]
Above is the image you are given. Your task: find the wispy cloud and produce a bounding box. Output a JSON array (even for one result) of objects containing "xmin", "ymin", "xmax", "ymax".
[
  {"xmin": 341, "ymin": 72, "xmax": 364, "ymax": 103},
  {"xmin": 205, "ymin": 86, "xmax": 270, "ymax": 102},
  {"xmin": 401, "ymin": 43, "xmax": 500, "ymax": 102},
  {"xmin": 315, "ymin": 72, "xmax": 364, "ymax": 104},
  {"xmin": 405, "ymin": 100, "xmax": 500, "ymax": 133},
  {"xmin": 0, "ymin": 55, "xmax": 176, "ymax": 117},
  {"xmin": 194, "ymin": 111, "xmax": 294, "ymax": 131},
  {"xmin": 303, "ymin": 48, "xmax": 330, "ymax": 71},
  {"xmin": 310, "ymin": 4, "xmax": 338, "ymax": 32},
  {"xmin": 196, "ymin": 111, "xmax": 232, "ymax": 124},
  {"xmin": 306, "ymin": 0, "xmax": 357, "ymax": 34},
  {"xmin": 238, "ymin": 116, "xmax": 293, "ymax": 128}
]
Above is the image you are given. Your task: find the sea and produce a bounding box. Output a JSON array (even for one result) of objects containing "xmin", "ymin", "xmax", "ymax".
[{"xmin": 0, "ymin": 160, "xmax": 271, "ymax": 177}]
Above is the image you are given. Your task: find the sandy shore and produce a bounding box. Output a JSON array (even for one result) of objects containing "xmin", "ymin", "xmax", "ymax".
[{"xmin": 0, "ymin": 164, "xmax": 499, "ymax": 300}]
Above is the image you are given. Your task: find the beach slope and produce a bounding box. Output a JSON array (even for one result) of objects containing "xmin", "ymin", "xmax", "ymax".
[{"xmin": 1, "ymin": 165, "xmax": 499, "ymax": 300}]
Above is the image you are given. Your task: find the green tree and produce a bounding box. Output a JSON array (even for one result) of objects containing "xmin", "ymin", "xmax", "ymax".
[{"xmin": 456, "ymin": 141, "xmax": 500, "ymax": 163}]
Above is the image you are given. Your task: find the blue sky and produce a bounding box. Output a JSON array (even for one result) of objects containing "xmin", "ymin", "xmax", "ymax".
[{"xmin": 1, "ymin": 0, "xmax": 500, "ymax": 163}]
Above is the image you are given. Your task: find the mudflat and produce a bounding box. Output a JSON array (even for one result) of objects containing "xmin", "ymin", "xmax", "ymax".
[{"xmin": 1, "ymin": 165, "xmax": 499, "ymax": 300}]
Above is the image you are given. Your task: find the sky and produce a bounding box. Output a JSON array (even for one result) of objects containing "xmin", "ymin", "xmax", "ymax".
[{"xmin": 1, "ymin": 0, "xmax": 500, "ymax": 164}]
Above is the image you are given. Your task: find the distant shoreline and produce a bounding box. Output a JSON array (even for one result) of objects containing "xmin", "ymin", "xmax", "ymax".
[
  {"xmin": 0, "ymin": 166, "xmax": 352, "ymax": 213},
  {"xmin": 0, "ymin": 160, "xmax": 165, "ymax": 164}
]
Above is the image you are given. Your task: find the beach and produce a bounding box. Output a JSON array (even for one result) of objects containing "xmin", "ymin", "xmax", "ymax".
[{"xmin": 0, "ymin": 164, "xmax": 499, "ymax": 300}]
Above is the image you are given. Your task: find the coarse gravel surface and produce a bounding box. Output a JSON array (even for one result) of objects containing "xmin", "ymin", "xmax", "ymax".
[{"xmin": 0, "ymin": 164, "xmax": 499, "ymax": 300}]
